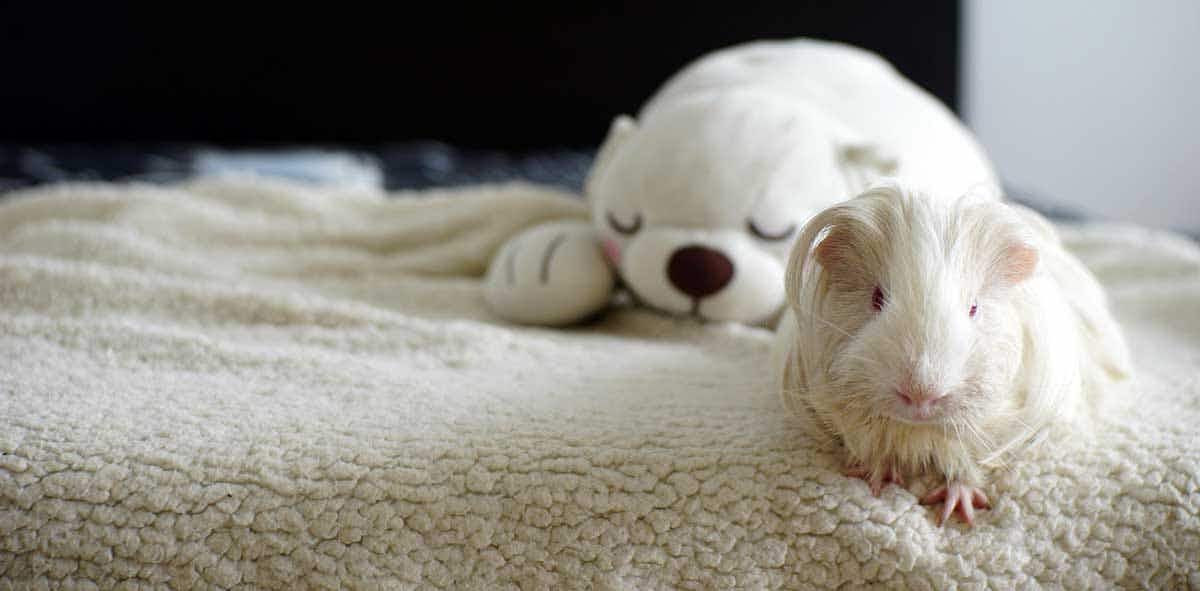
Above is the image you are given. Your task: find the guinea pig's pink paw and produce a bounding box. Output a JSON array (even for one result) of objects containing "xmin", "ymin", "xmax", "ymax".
[
  {"xmin": 844, "ymin": 462, "xmax": 904, "ymax": 497},
  {"xmin": 920, "ymin": 482, "xmax": 991, "ymax": 527}
]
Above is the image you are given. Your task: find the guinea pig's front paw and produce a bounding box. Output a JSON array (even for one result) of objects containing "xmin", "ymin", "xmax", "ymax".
[
  {"xmin": 920, "ymin": 481, "xmax": 991, "ymax": 527},
  {"xmin": 844, "ymin": 462, "xmax": 904, "ymax": 497}
]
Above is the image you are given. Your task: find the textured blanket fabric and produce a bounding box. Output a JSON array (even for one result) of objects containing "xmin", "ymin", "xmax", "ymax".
[{"xmin": 0, "ymin": 178, "xmax": 1197, "ymax": 590}]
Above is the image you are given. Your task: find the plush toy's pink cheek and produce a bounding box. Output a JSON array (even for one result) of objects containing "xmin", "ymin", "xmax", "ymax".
[{"xmin": 601, "ymin": 238, "xmax": 622, "ymax": 266}]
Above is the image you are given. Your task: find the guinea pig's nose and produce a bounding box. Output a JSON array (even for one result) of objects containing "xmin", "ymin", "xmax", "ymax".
[
  {"xmin": 667, "ymin": 245, "xmax": 735, "ymax": 299},
  {"xmin": 896, "ymin": 384, "xmax": 945, "ymax": 409}
]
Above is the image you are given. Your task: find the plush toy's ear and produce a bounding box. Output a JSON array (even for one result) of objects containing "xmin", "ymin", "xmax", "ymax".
[
  {"xmin": 836, "ymin": 142, "xmax": 900, "ymax": 195},
  {"xmin": 585, "ymin": 115, "xmax": 638, "ymax": 198}
]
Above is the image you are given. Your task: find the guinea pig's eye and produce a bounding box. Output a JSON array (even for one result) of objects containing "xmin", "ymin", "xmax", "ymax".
[
  {"xmin": 606, "ymin": 211, "xmax": 642, "ymax": 235},
  {"xmin": 969, "ymin": 303, "xmax": 978, "ymax": 318},
  {"xmin": 747, "ymin": 219, "xmax": 797, "ymax": 242},
  {"xmin": 871, "ymin": 286, "xmax": 886, "ymax": 311}
]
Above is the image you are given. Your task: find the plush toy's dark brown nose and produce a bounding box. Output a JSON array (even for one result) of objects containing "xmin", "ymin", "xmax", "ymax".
[{"xmin": 667, "ymin": 245, "xmax": 734, "ymax": 299}]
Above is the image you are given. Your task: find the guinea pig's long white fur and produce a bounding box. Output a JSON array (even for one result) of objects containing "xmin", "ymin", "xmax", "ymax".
[{"xmin": 775, "ymin": 181, "xmax": 1131, "ymax": 517}]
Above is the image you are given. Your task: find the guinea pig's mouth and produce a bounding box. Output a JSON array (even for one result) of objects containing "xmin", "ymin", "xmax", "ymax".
[
  {"xmin": 889, "ymin": 412, "xmax": 942, "ymax": 426},
  {"xmin": 886, "ymin": 400, "xmax": 951, "ymax": 425}
]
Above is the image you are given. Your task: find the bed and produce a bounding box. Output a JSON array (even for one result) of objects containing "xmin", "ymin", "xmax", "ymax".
[{"xmin": 1, "ymin": 173, "xmax": 1197, "ymax": 589}]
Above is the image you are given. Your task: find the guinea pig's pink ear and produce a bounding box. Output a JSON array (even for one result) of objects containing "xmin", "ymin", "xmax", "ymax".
[
  {"xmin": 789, "ymin": 189, "xmax": 897, "ymax": 295},
  {"xmin": 813, "ymin": 227, "xmax": 854, "ymax": 270},
  {"xmin": 811, "ymin": 225, "xmax": 877, "ymax": 289},
  {"xmin": 996, "ymin": 241, "xmax": 1039, "ymax": 286}
]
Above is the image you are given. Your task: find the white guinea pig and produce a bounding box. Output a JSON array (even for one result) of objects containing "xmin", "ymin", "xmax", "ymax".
[{"xmin": 774, "ymin": 180, "xmax": 1132, "ymax": 526}]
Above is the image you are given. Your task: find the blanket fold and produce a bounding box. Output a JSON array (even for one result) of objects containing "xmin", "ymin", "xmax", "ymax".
[{"xmin": 0, "ymin": 178, "xmax": 1196, "ymax": 590}]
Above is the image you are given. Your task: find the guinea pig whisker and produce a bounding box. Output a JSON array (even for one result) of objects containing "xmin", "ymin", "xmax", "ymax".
[
  {"xmin": 791, "ymin": 303, "xmax": 855, "ymax": 339},
  {"xmin": 946, "ymin": 417, "xmax": 965, "ymax": 444},
  {"xmin": 962, "ymin": 418, "xmax": 992, "ymax": 450},
  {"xmin": 779, "ymin": 386, "xmax": 814, "ymax": 396},
  {"xmin": 835, "ymin": 353, "xmax": 880, "ymax": 371},
  {"xmin": 991, "ymin": 414, "xmax": 1050, "ymax": 462},
  {"xmin": 954, "ymin": 418, "xmax": 987, "ymax": 451}
]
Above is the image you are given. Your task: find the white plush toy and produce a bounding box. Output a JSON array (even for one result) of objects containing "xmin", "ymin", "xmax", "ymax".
[{"xmin": 484, "ymin": 39, "xmax": 997, "ymax": 326}]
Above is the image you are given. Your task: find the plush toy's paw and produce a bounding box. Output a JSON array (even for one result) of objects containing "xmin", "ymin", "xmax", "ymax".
[{"xmin": 483, "ymin": 221, "xmax": 616, "ymax": 325}]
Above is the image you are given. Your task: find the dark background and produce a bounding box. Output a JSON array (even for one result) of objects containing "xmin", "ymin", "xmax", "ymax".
[{"xmin": 0, "ymin": 3, "xmax": 960, "ymax": 150}]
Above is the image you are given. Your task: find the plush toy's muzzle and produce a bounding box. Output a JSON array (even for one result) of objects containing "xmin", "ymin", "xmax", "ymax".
[
  {"xmin": 617, "ymin": 227, "xmax": 786, "ymax": 323},
  {"xmin": 666, "ymin": 245, "xmax": 734, "ymax": 301}
]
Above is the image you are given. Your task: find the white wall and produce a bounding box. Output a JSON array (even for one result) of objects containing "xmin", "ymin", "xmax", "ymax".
[{"xmin": 964, "ymin": 0, "xmax": 1200, "ymax": 233}]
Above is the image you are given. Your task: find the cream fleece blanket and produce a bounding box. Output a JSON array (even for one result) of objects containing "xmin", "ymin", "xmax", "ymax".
[{"xmin": 0, "ymin": 178, "xmax": 1197, "ymax": 590}]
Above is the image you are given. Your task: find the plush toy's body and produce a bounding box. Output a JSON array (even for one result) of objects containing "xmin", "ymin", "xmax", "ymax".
[{"xmin": 484, "ymin": 39, "xmax": 997, "ymax": 325}]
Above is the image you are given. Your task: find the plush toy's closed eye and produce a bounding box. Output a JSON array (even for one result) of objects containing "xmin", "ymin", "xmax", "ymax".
[
  {"xmin": 747, "ymin": 219, "xmax": 797, "ymax": 241},
  {"xmin": 607, "ymin": 211, "xmax": 642, "ymax": 235}
]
